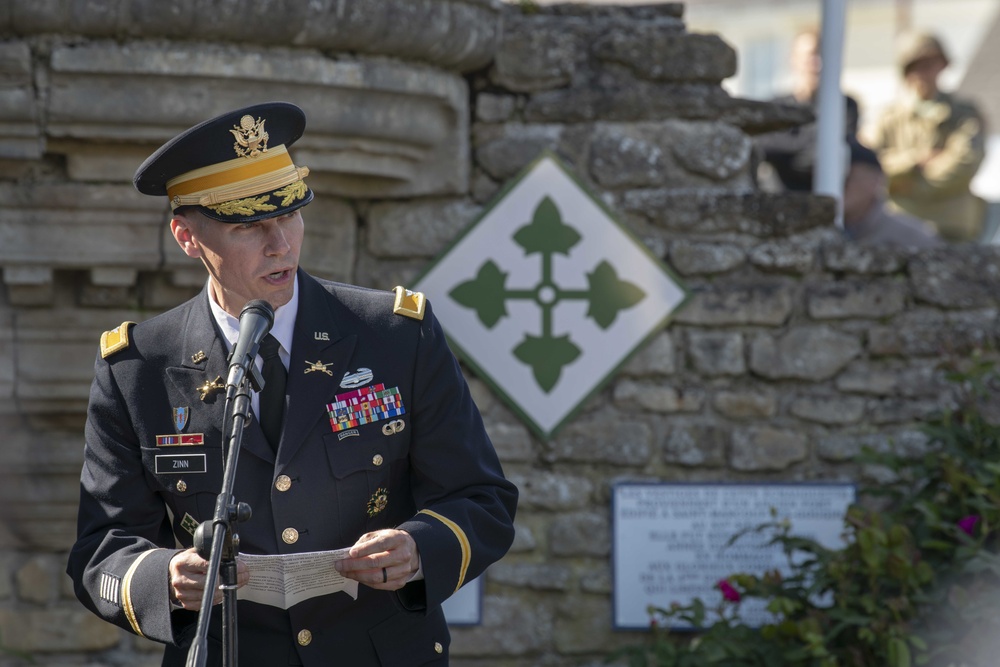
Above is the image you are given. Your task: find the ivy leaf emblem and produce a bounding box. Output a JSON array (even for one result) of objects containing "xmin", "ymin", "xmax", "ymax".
[
  {"xmin": 586, "ymin": 261, "xmax": 645, "ymax": 329},
  {"xmin": 513, "ymin": 334, "xmax": 582, "ymax": 393},
  {"xmin": 513, "ymin": 197, "xmax": 582, "ymax": 256},
  {"xmin": 449, "ymin": 260, "xmax": 509, "ymax": 328}
]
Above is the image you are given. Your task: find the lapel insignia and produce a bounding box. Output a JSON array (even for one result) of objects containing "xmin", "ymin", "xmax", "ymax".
[
  {"xmin": 340, "ymin": 367, "xmax": 373, "ymax": 389},
  {"xmin": 381, "ymin": 419, "xmax": 405, "ymax": 436},
  {"xmin": 173, "ymin": 407, "xmax": 190, "ymax": 432},
  {"xmin": 197, "ymin": 376, "xmax": 225, "ymax": 401},
  {"xmin": 314, "ymin": 331, "xmax": 330, "ymax": 341},
  {"xmin": 367, "ymin": 488, "xmax": 388, "ymax": 517},
  {"xmin": 191, "ymin": 350, "xmax": 207, "ymax": 364},
  {"xmin": 304, "ymin": 360, "xmax": 334, "ymax": 376}
]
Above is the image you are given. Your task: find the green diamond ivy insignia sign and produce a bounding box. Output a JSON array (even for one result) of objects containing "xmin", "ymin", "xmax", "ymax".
[{"xmin": 414, "ymin": 152, "xmax": 687, "ymax": 439}]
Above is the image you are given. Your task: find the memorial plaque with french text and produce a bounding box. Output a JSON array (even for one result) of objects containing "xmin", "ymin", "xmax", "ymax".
[{"xmin": 612, "ymin": 482, "xmax": 855, "ymax": 629}]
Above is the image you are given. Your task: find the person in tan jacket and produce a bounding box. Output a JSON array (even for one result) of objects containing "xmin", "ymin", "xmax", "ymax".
[{"xmin": 869, "ymin": 31, "xmax": 987, "ymax": 242}]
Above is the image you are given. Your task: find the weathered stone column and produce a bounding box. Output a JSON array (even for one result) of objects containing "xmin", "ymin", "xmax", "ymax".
[{"xmin": 0, "ymin": 2, "xmax": 503, "ymax": 662}]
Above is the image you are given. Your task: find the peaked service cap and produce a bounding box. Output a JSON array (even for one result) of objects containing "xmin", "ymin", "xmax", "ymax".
[{"xmin": 134, "ymin": 101, "xmax": 313, "ymax": 223}]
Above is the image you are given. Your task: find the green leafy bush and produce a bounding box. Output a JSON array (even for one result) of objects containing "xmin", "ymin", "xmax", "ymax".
[{"xmin": 611, "ymin": 359, "xmax": 1000, "ymax": 667}]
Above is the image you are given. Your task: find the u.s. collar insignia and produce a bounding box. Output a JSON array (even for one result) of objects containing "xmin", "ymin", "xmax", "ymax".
[
  {"xmin": 230, "ymin": 114, "xmax": 269, "ymax": 159},
  {"xmin": 173, "ymin": 407, "xmax": 190, "ymax": 432},
  {"xmin": 367, "ymin": 488, "xmax": 388, "ymax": 517},
  {"xmin": 304, "ymin": 360, "xmax": 334, "ymax": 376},
  {"xmin": 191, "ymin": 351, "xmax": 207, "ymax": 364},
  {"xmin": 197, "ymin": 376, "xmax": 225, "ymax": 401}
]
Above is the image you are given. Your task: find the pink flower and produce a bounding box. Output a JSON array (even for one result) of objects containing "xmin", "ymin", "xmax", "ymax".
[
  {"xmin": 717, "ymin": 579, "xmax": 741, "ymax": 603},
  {"xmin": 958, "ymin": 515, "xmax": 981, "ymax": 536}
]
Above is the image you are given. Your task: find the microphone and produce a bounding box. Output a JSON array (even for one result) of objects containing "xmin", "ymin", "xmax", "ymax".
[{"xmin": 225, "ymin": 299, "xmax": 275, "ymax": 392}]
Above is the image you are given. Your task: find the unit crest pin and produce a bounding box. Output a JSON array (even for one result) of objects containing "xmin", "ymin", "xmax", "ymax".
[
  {"xmin": 173, "ymin": 407, "xmax": 190, "ymax": 432},
  {"xmin": 367, "ymin": 488, "xmax": 389, "ymax": 517}
]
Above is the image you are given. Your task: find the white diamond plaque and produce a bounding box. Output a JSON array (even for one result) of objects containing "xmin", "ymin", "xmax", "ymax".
[{"xmin": 415, "ymin": 153, "xmax": 686, "ymax": 439}]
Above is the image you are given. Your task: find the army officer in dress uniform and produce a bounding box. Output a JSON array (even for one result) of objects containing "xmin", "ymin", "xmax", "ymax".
[{"xmin": 67, "ymin": 101, "xmax": 518, "ymax": 666}]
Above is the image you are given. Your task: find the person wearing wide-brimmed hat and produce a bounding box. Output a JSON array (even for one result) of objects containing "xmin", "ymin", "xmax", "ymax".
[
  {"xmin": 869, "ymin": 31, "xmax": 987, "ymax": 242},
  {"xmin": 66, "ymin": 101, "xmax": 517, "ymax": 666}
]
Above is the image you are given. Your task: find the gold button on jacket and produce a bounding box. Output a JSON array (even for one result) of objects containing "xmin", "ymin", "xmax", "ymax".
[
  {"xmin": 297, "ymin": 629, "xmax": 312, "ymax": 646},
  {"xmin": 282, "ymin": 527, "xmax": 299, "ymax": 544},
  {"xmin": 275, "ymin": 475, "xmax": 292, "ymax": 492}
]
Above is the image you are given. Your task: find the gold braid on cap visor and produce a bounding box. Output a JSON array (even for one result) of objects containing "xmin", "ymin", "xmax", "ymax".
[{"xmin": 166, "ymin": 145, "xmax": 310, "ymax": 210}]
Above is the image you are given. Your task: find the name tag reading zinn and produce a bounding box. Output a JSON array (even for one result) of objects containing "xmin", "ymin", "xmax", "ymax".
[{"xmin": 155, "ymin": 453, "xmax": 207, "ymax": 474}]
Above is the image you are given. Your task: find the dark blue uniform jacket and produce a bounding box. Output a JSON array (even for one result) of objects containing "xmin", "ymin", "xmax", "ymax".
[{"xmin": 67, "ymin": 271, "xmax": 518, "ymax": 666}]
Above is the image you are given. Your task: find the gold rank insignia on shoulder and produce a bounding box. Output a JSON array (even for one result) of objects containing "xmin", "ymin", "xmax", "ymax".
[
  {"xmin": 100, "ymin": 321, "xmax": 137, "ymax": 359},
  {"xmin": 393, "ymin": 286, "xmax": 425, "ymax": 321}
]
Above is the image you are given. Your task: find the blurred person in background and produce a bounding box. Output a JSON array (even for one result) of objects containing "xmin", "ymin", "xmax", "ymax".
[
  {"xmin": 756, "ymin": 27, "xmax": 860, "ymax": 192},
  {"xmin": 869, "ymin": 31, "xmax": 987, "ymax": 242},
  {"xmin": 843, "ymin": 138, "xmax": 941, "ymax": 248}
]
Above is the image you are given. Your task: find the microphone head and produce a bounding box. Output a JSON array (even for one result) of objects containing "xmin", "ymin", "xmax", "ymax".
[{"xmin": 241, "ymin": 299, "xmax": 275, "ymax": 328}]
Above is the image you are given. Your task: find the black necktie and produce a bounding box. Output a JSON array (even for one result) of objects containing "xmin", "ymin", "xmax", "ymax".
[{"xmin": 258, "ymin": 334, "xmax": 286, "ymax": 450}]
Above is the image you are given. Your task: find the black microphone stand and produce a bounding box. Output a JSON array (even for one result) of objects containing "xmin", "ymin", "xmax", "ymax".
[{"xmin": 185, "ymin": 362, "xmax": 264, "ymax": 667}]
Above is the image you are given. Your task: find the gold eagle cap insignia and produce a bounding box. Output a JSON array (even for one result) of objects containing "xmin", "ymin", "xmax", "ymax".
[{"xmin": 230, "ymin": 114, "xmax": 269, "ymax": 159}]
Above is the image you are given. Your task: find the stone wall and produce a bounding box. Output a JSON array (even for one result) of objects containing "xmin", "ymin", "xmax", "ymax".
[{"xmin": 1, "ymin": 2, "xmax": 999, "ymax": 666}]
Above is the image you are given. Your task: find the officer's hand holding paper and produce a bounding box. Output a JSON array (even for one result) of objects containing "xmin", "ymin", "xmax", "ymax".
[{"xmin": 237, "ymin": 548, "xmax": 359, "ymax": 609}]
